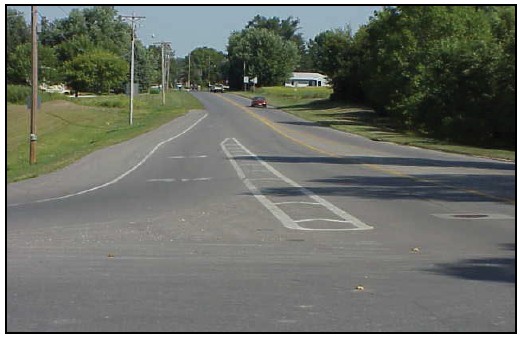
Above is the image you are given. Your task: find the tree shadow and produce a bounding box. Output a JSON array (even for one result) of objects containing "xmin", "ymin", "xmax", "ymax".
[
  {"xmin": 234, "ymin": 154, "xmax": 514, "ymax": 202},
  {"xmin": 233, "ymin": 155, "xmax": 514, "ymax": 171},
  {"xmin": 424, "ymin": 245, "xmax": 516, "ymax": 283},
  {"xmin": 245, "ymin": 175, "xmax": 513, "ymax": 203}
]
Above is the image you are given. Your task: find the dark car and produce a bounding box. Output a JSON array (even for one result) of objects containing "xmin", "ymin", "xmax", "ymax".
[{"xmin": 251, "ymin": 96, "xmax": 267, "ymax": 108}]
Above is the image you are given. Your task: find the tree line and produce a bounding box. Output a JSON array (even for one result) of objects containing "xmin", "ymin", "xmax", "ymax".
[
  {"xmin": 7, "ymin": 6, "xmax": 164, "ymax": 94},
  {"xmin": 7, "ymin": 6, "xmax": 515, "ymax": 148},
  {"xmin": 308, "ymin": 6, "xmax": 515, "ymax": 148}
]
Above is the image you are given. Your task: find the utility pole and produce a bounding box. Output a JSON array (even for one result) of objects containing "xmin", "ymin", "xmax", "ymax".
[
  {"xmin": 30, "ymin": 6, "xmax": 38, "ymax": 164},
  {"xmin": 121, "ymin": 12, "xmax": 145, "ymax": 125},
  {"xmin": 208, "ymin": 55, "xmax": 211, "ymax": 89},
  {"xmin": 187, "ymin": 52, "xmax": 191, "ymax": 90},
  {"xmin": 243, "ymin": 60, "xmax": 246, "ymax": 92},
  {"xmin": 153, "ymin": 41, "xmax": 171, "ymax": 105},
  {"xmin": 166, "ymin": 47, "xmax": 172, "ymax": 93}
]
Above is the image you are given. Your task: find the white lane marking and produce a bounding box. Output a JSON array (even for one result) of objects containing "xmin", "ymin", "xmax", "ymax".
[
  {"xmin": 192, "ymin": 177, "xmax": 212, "ymax": 181},
  {"xmin": 9, "ymin": 113, "xmax": 209, "ymax": 207},
  {"xmin": 232, "ymin": 138, "xmax": 372, "ymax": 231},
  {"xmin": 221, "ymin": 138, "xmax": 372, "ymax": 231},
  {"xmin": 273, "ymin": 201, "xmax": 321, "ymax": 205},
  {"xmin": 168, "ymin": 155, "xmax": 207, "ymax": 159},
  {"xmin": 147, "ymin": 177, "xmax": 212, "ymax": 183},
  {"xmin": 294, "ymin": 219, "xmax": 349, "ymax": 223},
  {"xmin": 248, "ymin": 178, "xmax": 283, "ymax": 182}
]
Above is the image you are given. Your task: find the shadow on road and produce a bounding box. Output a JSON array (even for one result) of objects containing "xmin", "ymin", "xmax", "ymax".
[
  {"xmin": 424, "ymin": 244, "xmax": 516, "ymax": 283},
  {"xmin": 233, "ymin": 155, "xmax": 514, "ymax": 171},
  {"xmin": 234, "ymin": 155, "xmax": 514, "ymax": 203}
]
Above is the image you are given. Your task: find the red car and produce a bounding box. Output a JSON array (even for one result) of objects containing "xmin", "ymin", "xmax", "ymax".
[{"xmin": 251, "ymin": 96, "xmax": 267, "ymax": 108}]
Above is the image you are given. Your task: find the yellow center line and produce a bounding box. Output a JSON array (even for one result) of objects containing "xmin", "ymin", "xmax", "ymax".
[{"xmin": 218, "ymin": 94, "xmax": 514, "ymax": 205}]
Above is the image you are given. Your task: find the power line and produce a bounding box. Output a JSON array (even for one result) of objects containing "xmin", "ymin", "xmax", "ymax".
[{"xmin": 56, "ymin": 6, "xmax": 69, "ymax": 16}]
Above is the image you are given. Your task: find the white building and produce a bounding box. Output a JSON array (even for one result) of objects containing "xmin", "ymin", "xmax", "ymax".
[{"xmin": 284, "ymin": 72, "xmax": 329, "ymax": 87}]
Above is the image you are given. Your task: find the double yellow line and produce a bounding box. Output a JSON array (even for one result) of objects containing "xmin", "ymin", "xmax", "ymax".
[{"xmin": 218, "ymin": 94, "xmax": 514, "ymax": 205}]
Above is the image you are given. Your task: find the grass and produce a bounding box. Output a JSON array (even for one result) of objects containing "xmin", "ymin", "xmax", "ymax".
[
  {"xmin": 237, "ymin": 87, "xmax": 515, "ymax": 162},
  {"xmin": 7, "ymin": 91, "xmax": 203, "ymax": 182}
]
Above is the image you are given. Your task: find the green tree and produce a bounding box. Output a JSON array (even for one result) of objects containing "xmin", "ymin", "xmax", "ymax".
[
  {"xmin": 64, "ymin": 49, "xmax": 128, "ymax": 94},
  {"xmin": 308, "ymin": 27, "xmax": 352, "ymax": 78},
  {"xmin": 328, "ymin": 6, "xmax": 516, "ymax": 147},
  {"xmin": 41, "ymin": 6, "xmax": 131, "ymax": 62},
  {"xmin": 6, "ymin": 8, "xmax": 30, "ymax": 58},
  {"xmin": 185, "ymin": 47, "xmax": 227, "ymax": 87},
  {"xmin": 227, "ymin": 28, "xmax": 299, "ymax": 88},
  {"xmin": 7, "ymin": 43, "xmax": 60, "ymax": 85},
  {"xmin": 6, "ymin": 8, "xmax": 31, "ymax": 84},
  {"xmin": 246, "ymin": 15, "xmax": 306, "ymax": 70}
]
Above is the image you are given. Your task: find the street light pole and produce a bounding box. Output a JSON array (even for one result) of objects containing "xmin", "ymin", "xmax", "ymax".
[{"xmin": 30, "ymin": 5, "xmax": 38, "ymax": 164}]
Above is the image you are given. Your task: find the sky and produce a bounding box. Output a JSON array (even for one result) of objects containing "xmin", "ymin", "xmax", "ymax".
[{"xmin": 8, "ymin": 5, "xmax": 381, "ymax": 57}]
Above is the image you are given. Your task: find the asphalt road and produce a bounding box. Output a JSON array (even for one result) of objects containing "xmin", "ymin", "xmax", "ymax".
[{"xmin": 7, "ymin": 92, "xmax": 516, "ymax": 332}]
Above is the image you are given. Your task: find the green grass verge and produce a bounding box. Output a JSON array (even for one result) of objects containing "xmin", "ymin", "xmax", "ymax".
[
  {"xmin": 7, "ymin": 91, "xmax": 203, "ymax": 183},
  {"xmin": 236, "ymin": 87, "xmax": 515, "ymax": 162}
]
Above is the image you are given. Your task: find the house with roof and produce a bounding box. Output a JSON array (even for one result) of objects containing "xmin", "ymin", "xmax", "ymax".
[{"xmin": 284, "ymin": 72, "xmax": 329, "ymax": 87}]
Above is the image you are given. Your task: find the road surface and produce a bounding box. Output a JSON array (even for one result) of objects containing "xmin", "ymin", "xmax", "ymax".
[{"xmin": 7, "ymin": 92, "xmax": 516, "ymax": 332}]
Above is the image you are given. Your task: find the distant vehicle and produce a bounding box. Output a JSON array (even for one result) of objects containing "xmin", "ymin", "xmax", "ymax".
[
  {"xmin": 210, "ymin": 85, "xmax": 224, "ymax": 93},
  {"xmin": 39, "ymin": 83, "xmax": 71, "ymax": 95},
  {"xmin": 251, "ymin": 96, "xmax": 267, "ymax": 108}
]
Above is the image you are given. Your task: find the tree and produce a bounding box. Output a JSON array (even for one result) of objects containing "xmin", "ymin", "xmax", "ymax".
[
  {"xmin": 308, "ymin": 27, "xmax": 352, "ymax": 78},
  {"xmin": 6, "ymin": 8, "xmax": 30, "ymax": 58},
  {"xmin": 227, "ymin": 28, "xmax": 299, "ymax": 88},
  {"xmin": 246, "ymin": 15, "xmax": 306, "ymax": 70},
  {"xmin": 326, "ymin": 5, "xmax": 516, "ymax": 147},
  {"xmin": 64, "ymin": 50, "xmax": 128, "ymax": 94},
  {"xmin": 184, "ymin": 47, "xmax": 227, "ymax": 87},
  {"xmin": 7, "ymin": 43, "xmax": 60, "ymax": 85},
  {"xmin": 40, "ymin": 6, "xmax": 131, "ymax": 62},
  {"xmin": 6, "ymin": 8, "xmax": 31, "ymax": 84}
]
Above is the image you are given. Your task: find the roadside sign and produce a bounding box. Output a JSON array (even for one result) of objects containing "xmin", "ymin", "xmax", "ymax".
[
  {"xmin": 26, "ymin": 95, "xmax": 41, "ymax": 109},
  {"xmin": 243, "ymin": 76, "xmax": 249, "ymax": 83},
  {"xmin": 252, "ymin": 77, "xmax": 258, "ymax": 84}
]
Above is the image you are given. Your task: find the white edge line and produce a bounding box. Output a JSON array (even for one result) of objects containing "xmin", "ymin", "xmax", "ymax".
[{"xmin": 9, "ymin": 113, "xmax": 209, "ymax": 207}]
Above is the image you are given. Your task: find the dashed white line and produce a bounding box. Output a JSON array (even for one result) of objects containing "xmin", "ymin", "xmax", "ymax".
[
  {"xmin": 168, "ymin": 155, "xmax": 207, "ymax": 159},
  {"xmin": 273, "ymin": 201, "xmax": 321, "ymax": 205},
  {"xmin": 147, "ymin": 177, "xmax": 212, "ymax": 183}
]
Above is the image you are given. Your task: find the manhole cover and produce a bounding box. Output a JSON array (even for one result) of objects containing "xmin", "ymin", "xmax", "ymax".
[
  {"xmin": 432, "ymin": 213, "xmax": 514, "ymax": 220},
  {"xmin": 452, "ymin": 214, "xmax": 489, "ymax": 219}
]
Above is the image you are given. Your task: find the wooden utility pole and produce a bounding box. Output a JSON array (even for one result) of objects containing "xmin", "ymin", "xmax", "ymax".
[
  {"xmin": 30, "ymin": 6, "xmax": 38, "ymax": 164},
  {"xmin": 188, "ymin": 53, "xmax": 191, "ymax": 89},
  {"xmin": 120, "ymin": 13, "xmax": 145, "ymax": 125},
  {"xmin": 154, "ymin": 41, "xmax": 171, "ymax": 105}
]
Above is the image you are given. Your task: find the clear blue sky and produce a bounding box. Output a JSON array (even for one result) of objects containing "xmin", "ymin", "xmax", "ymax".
[{"xmin": 9, "ymin": 5, "xmax": 381, "ymax": 58}]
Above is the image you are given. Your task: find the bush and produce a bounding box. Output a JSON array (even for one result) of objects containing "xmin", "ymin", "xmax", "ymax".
[
  {"xmin": 7, "ymin": 85, "xmax": 31, "ymax": 104},
  {"xmin": 7, "ymin": 85, "xmax": 67, "ymax": 104}
]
